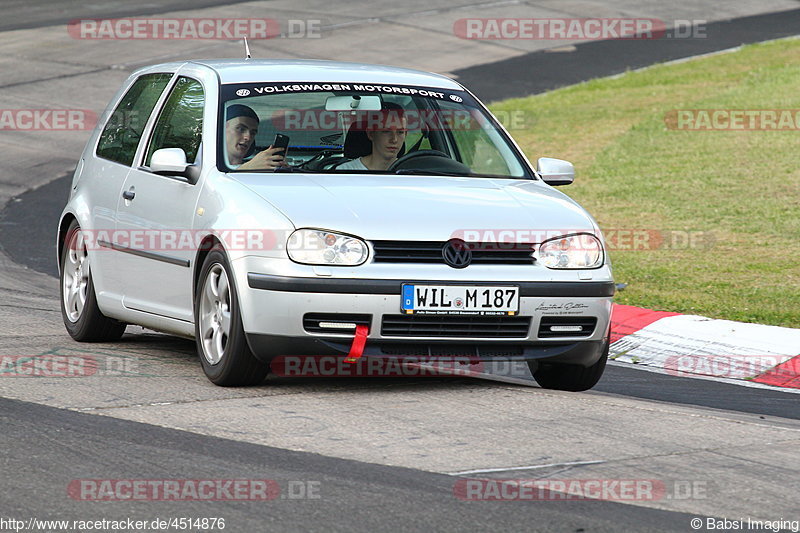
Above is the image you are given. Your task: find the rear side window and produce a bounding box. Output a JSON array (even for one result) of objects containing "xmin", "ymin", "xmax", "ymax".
[
  {"xmin": 145, "ymin": 77, "xmax": 205, "ymax": 166},
  {"xmin": 96, "ymin": 73, "xmax": 172, "ymax": 166}
]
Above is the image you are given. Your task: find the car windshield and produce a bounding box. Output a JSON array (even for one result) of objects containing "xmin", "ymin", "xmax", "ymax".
[{"xmin": 218, "ymin": 82, "xmax": 529, "ymax": 178}]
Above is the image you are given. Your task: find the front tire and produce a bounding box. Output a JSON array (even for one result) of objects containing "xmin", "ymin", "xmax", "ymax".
[
  {"xmin": 60, "ymin": 220, "xmax": 126, "ymax": 342},
  {"xmin": 530, "ymin": 338, "xmax": 609, "ymax": 392},
  {"xmin": 195, "ymin": 247, "xmax": 269, "ymax": 386}
]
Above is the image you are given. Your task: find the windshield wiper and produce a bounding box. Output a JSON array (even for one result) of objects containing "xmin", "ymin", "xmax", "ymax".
[
  {"xmin": 272, "ymin": 166, "xmax": 324, "ymax": 173},
  {"xmin": 394, "ymin": 168, "xmax": 472, "ymax": 177}
]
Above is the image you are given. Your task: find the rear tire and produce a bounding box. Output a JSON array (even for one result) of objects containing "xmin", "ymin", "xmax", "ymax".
[
  {"xmin": 195, "ymin": 247, "xmax": 269, "ymax": 386},
  {"xmin": 530, "ymin": 338, "xmax": 609, "ymax": 392},
  {"xmin": 60, "ymin": 220, "xmax": 126, "ymax": 342}
]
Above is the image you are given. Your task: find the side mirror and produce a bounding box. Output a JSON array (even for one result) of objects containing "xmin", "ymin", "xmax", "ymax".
[
  {"xmin": 537, "ymin": 157, "xmax": 574, "ymax": 186},
  {"xmin": 150, "ymin": 148, "xmax": 200, "ymax": 184}
]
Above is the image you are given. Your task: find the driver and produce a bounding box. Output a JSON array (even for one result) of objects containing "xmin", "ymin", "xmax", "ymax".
[
  {"xmin": 225, "ymin": 104, "xmax": 285, "ymax": 170},
  {"xmin": 338, "ymin": 103, "xmax": 407, "ymax": 171}
]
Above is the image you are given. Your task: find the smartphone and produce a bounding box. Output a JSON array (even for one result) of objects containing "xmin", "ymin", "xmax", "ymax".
[{"xmin": 272, "ymin": 133, "xmax": 290, "ymax": 156}]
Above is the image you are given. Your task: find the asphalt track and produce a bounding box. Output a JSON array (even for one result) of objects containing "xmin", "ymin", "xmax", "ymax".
[
  {"xmin": 2, "ymin": 395, "xmax": 698, "ymax": 532},
  {"xmin": 1, "ymin": 2, "xmax": 799, "ymax": 531},
  {"xmin": 453, "ymin": 7, "xmax": 800, "ymax": 102}
]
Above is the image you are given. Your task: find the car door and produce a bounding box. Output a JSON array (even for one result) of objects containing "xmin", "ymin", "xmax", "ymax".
[
  {"xmin": 88, "ymin": 72, "xmax": 173, "ymax": 302},
  {"xmin": 114, "ymin": 76, "xmax": 205, "ymax": 322}
]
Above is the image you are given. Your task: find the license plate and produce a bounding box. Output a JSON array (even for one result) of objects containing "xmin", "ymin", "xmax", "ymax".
[{"xmin": 401, "ymin": 285, "xmax": 519, "ymax": 315}]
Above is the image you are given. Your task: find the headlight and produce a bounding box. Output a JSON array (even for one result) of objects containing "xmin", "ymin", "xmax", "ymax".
[
  {"xmin": 287, "ymin": 229, "xmax": 368, "ymax": 266},
  {"xmin": 538, "ymin": 233, "xmax": 603, "ymax": 269}
]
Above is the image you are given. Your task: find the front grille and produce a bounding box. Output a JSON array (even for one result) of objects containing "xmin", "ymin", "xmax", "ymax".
[
  {"xmin": 537, "ymin": 316, "xmax": 597, "ymax": 338},
  {"xmin": 371, "ymin": 241, "xmax": 535, "ymax": 265},
  {"xmin": 378, "ymin": 344, "xmax": 526, "ymax": 357},
  {"xmin": 303, "ymin": 313, "xmax": 372, "ymax": 334},
  {"xmin": 381, "ymin": 314, "xmax": 531, "ymax": 338}
]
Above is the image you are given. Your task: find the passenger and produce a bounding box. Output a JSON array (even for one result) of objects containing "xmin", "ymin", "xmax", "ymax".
[
  {"xmin": 224, "ymin": 104, "xmax": 285, "ymax": 170},
  {"xmin": 338, "ymin": 103, "xmax": 407, "ymax": 171}
]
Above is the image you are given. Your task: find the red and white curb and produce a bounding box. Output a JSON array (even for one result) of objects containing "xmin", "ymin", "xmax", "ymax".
[
  {"xmin": 609, "ymin": 304, "xmax": 800, "ymax": 392},
  {"xmin": 385, "ymin": 304, "xmax": 800, "ymax": 392}
]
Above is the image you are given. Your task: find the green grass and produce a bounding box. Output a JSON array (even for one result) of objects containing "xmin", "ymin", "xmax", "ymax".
[{"xmin": 489, "ymin": 38, "xmax": 800, "ymax": 328}]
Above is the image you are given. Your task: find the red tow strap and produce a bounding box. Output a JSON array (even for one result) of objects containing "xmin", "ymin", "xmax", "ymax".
[{"xmin": 344, "ymin": 324, "xmax": 369, "ymax": 364}]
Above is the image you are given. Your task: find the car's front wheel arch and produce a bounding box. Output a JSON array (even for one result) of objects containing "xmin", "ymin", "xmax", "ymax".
[
  {"xmin": 57, "ymin": 213, "xmax": 78, "ymax": 276},
  {"xmin": 59, "ymin": 219, "xmax": 126, "ymax": 342},
  {"xmin": 194, "ymin": 245, "xmax": 269, "ymax": 386},
  {"xmin": 193, "ymin": 234, "xmax": 222, "ymax": 296}
]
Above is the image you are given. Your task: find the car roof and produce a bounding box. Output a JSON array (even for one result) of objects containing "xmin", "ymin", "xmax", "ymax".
[{"xmin": 186, "ymin": 59, "xmax": 463, "ymax": 90}]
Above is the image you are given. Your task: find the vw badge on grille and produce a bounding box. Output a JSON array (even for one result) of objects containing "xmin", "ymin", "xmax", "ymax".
[{"xmin": 442, "ymin": 239, "xmax": 472, "ymax": 268}]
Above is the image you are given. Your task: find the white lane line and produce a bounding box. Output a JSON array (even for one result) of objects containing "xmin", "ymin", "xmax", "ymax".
[{"xmin": 446, "ymin": 460, "xmax": 605, "ymax": 476}]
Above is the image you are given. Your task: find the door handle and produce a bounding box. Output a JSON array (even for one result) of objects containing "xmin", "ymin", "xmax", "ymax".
[{"xmin": 122, "ymin": 190, "xmax": 135, "ymax": 201}]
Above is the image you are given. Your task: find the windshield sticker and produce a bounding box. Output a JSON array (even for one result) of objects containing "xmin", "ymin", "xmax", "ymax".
[{"xmin": 228, "ymin": 83, "xmax": 450, "ymax": 100}]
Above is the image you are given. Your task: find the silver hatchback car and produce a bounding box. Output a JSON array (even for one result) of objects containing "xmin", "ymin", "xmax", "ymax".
[{"xmin": 58, "ymin": 59, "xmax": 614, "ymax": 390}]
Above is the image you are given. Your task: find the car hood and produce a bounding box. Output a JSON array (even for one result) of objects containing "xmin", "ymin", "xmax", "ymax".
[{"xmin": 233, "ymin": 173, "xmax": 596, "ymax": 242}]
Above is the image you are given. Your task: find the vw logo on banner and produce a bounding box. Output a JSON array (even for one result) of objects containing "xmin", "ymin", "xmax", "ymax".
[{"xmin": 442, "ymin": 238, "xmax": 472, "ymax": 268}]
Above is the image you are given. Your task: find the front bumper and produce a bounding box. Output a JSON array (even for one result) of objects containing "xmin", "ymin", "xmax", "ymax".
[
  {"xmin": 233, "ymin": 257, "xmax": 613, "ymax": 367},
  {"xmin": 245, "ymin": 333, "xmax": 609, "ymax": 367}
]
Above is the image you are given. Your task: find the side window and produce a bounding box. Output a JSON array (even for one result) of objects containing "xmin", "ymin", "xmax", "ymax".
[
  {"xmin": 146, "ymin": 77, "xmax": 205, "ymax": 166},
  {"xmin": 96, "ymin": 73, "xmax": 172, "ymax": 166},
  {"xmin": 437, "ymin": 100, "xmax": 511, "ymax": 175},
  {"xmin": 450, "ymin": 122, "xmax": 510, "ymax": 175}
]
